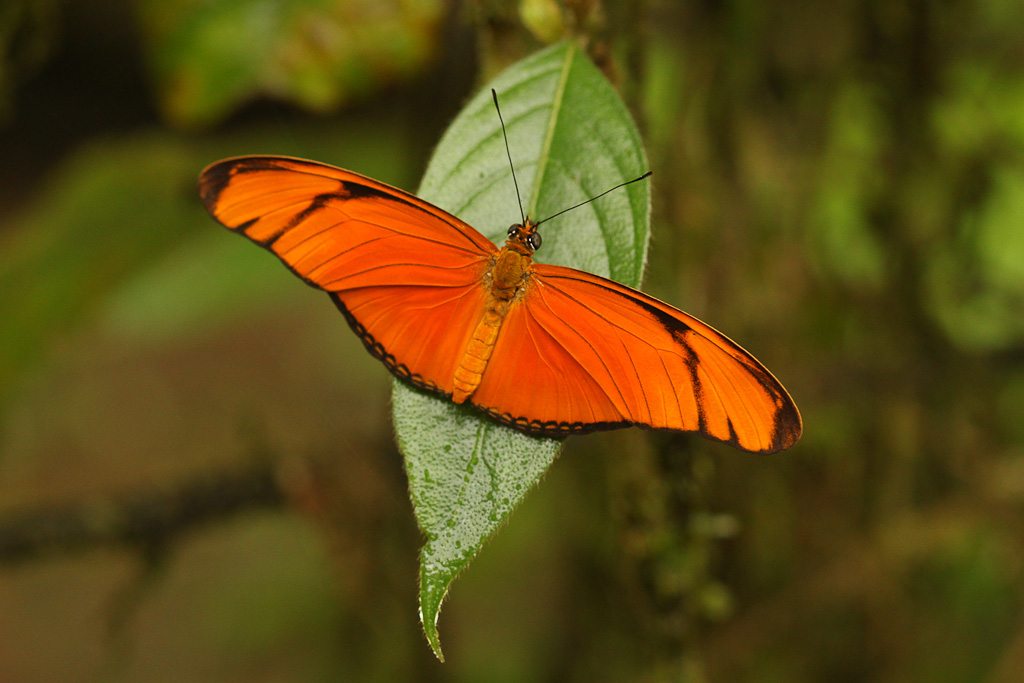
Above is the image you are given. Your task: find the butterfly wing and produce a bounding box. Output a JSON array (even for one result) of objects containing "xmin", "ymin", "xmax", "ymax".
[
  {"xmin": 468, "ymin": 264, "xmax": 802, "ymax": 453},
  {"xmin": 200, "ymin": 156, "xmax": 800, "ymax": 451},
  {"xmin": 199, "ymin": 155, "xmax": 497, "ymax": 396}
]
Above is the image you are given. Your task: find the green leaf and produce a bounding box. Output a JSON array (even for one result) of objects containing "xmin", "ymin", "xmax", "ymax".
[{"xmin": 393, "ymin": 41, "xmax": 650, "ymax": 660}]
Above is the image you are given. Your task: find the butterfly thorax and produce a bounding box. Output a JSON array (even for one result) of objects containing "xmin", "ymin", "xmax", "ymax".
[
  {"xmin": 490, "ymin": 246, "xmax": 531, "ymax": 295},
  {"xmin": 450, "ymin": 221, "xmax": 540, "ymax": 403}
]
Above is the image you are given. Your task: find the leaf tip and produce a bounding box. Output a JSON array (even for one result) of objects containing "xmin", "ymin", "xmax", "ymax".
[{"xmin": 419, "ymin": 603, "xmax": 446, "ymax": 662}]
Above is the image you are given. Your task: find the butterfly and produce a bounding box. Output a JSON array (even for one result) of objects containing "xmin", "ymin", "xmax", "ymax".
[{"xmin": 199, "ymin": 152, "xmax": 802, "ymax": 454}]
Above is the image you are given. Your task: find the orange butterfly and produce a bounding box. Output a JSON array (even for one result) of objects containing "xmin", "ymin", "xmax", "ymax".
[{"xmin": 200, "ymin": 155, "xmax": 801, "ymax": 453}]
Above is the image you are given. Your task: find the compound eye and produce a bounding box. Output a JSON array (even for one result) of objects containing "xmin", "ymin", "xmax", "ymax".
[
  {"xmin": 507, "ymin": 224, "xmax": 522, "ymax": 238},
  {"xmin": 527, "ymin": 232, "xmax": 542, "ymax": 251}
]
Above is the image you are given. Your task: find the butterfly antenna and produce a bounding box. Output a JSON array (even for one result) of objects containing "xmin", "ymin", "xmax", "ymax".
[
  {"xmin": 492, "ymin": 89, "xmax": 526, "ymax": 226},
  {"xmin": 534, "ymin": 171, "xmax": 653, "ymax": 228}
]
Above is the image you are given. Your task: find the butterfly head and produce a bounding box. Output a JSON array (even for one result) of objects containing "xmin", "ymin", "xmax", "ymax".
[{"xmin": 505, "ymin": 219, "xmax": 543, "ymax": 254}]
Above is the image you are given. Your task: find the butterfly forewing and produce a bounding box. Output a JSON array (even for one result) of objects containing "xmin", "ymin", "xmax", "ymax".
[{"xmin": 199, "ymin": 156, "xmax": 496, "ymax": 398}]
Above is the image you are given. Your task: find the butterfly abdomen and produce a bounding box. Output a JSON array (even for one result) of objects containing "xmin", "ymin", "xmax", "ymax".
[{"xmin": 452, "ymin": 306, "xmax": 505, "ymax": 403}]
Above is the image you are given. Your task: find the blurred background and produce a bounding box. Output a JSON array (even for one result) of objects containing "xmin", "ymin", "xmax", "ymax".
[{"xmin": 2, "ymin": 0, "xmax": 1024, "ymax": 680}]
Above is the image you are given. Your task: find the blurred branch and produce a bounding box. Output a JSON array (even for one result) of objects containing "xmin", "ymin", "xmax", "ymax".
[{"xmin": 0, "ymin": 461, "xmax": 284, "ymax": 566}]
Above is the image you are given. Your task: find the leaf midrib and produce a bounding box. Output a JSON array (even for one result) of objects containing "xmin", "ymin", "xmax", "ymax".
[{"xmin": 527, "ymin": 43, "xmax": 576, "ymax": 219}]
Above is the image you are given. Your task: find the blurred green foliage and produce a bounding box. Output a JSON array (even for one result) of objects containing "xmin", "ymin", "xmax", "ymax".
[
  {"xmin": 139, "ymin": 0, "xmax": 444, "ymax": 127},
  {"xmin": 0, "ymin": 137, "xmax": 204, "ymax": 401},
  {"xmin": 1, "ymin": 0, "xmax": 1023, "ymax": 681}
]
